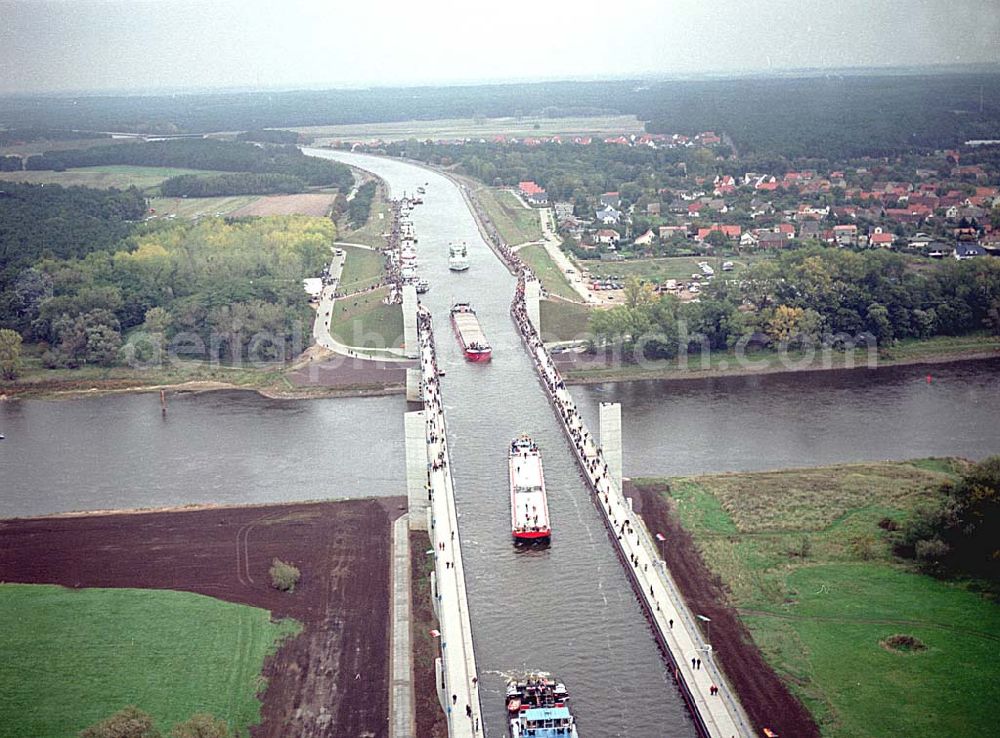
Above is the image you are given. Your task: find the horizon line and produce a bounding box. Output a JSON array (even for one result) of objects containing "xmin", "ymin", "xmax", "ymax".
[{"xmin": 3, "ymin": 61, "xmax": 1000, "ymax": 99}]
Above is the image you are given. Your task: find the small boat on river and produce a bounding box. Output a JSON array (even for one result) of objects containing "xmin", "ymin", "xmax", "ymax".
[
  {"xmin": 448, "ymin": 241, "xmax": 470, "ymax": 271},
  {"xmin": 506, "ymin": 675, "xmax": 578, "ymax": 737}
]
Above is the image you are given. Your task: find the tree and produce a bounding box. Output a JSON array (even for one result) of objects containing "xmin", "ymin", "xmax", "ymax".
[
  {"xmin": 985, "ymin": 297, "xmax": 1000, "ymax": 336},
  {"xmin": 269, "ymin": 558, "xmax": 301, "ymax": 592},
  {"xmin": 142, "ymin": 307, "xmax": 173, "ymax": 336},
  {"xmin": 79, "ymin": 706, "xmax": 161, "ymax": 738},
  {"xmin": 170, "ymin": 714, "xmax": 230, "ymax": 738},
  {"xmin": 865, "ymin": 302, "xmax": 894, "ymax": 345},
  {"xmin": 623, "ymin": 277, "xmax": 656, "ymax": 309},
  {"xmin": 0, "ymin": 328, "xmax": 23, "ymax": 380},
  {"xmin": 897, "ymin": 456, "xmax": 1000, "ymax": 581},
  {"xmin": 704, "ymin": 230, "xmax": 729, "ymax": 250}
]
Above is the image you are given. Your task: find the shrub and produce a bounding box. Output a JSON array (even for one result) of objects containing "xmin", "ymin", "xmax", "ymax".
[
  {"xmin": 170, "ymin": 713, "xmax": 230, "ymax": 738},
  {"xmin": 79, "ymin": 706, "xmax": 161, "ymax": 738},
  {"xmin": 269, "ymin": 558, "xmax": 301, "ymax": 592},
  {"xmin": 881, "ymin": 633, "xmax": 927, "ymax": 653}
]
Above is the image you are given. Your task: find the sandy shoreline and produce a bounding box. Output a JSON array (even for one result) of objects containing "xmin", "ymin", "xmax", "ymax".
[
  {"xmin": 3, "ymin": 495, "xmax": 381, "ymax": 522},
  {"xmin": 0, "ymin": 376, "xmax": 406, "ymax": 402},
  {"xmin": 3, "ymin": 347, "xmax": 996, "ymax": 402},
  {"xmin": 558, "ymin": 347, "xmax": 1000, "ymax": 386}
]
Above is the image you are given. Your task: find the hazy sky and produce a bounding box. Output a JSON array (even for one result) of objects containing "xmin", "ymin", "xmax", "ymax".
[{"xmin": 2, "ymin": 0, "xmax": 999, "ymax": 94}]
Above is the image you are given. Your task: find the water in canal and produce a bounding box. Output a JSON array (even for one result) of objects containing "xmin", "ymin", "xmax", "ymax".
[
  {"xmin": 307, "ymin": 149, "xmax": 698, "ymax": 736},
  {"xmin": 2, "ymin": 149, "xmax": 997, "ymax": 736}
]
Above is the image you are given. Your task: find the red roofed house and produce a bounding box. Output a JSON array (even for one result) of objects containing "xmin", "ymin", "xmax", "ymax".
[
  {"xmin": 518, "ymin": 181, "xmax": 548, "ymax": 205},
  {"xmin": 695, "ymin": 224, "xmax": 741, "ymax": 242},
  {"xmin": 868, "ymin": 227, "xmax": 895, "ymax": 248}
]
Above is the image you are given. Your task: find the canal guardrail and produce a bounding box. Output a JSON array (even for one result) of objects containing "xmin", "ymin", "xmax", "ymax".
[{"xmin": 456, "ymin": 183, "xmax": 754, "ymax": 737}]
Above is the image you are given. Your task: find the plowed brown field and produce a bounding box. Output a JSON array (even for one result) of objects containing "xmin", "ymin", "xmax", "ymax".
[{"xmin": 0, "ymin": 498, "xmax": 406, "ymax": 738}]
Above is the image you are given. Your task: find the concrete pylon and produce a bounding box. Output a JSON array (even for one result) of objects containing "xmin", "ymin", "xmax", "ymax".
[
  {"xmin": 525, "ymin": 278, "xmax": 541, "ymax": 334},
  {"xmin": 402, "ymin": 284, "xmax": 419, "ymax": 358},
  {"xmin": 599, "ymin": 402, "xmax": 623, "ymax": 491},
  {"xmin": 404, "ymin": 410, "xmax": 429, "ymax": 528},
  {"xmin": 405, "ymin": 368, "xmax": 422, "ymax": 401}
]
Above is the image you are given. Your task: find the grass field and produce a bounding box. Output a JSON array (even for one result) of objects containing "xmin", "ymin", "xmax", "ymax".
[
  {"xmin": 540, "ymin": 299, "xmax": 591, "ymax": 342},
  {"xmin": 148, "ymin": 195, "xmax": 261, "ymax": 219},
  {"xmin": 342, "ymin": 181, "xmax": 390, "ymax": 249},
  {"xmin": 518, "ymin": 244, "xmax": 580, "ymax": 301},
  {"xmin": 639, "ymin": 459, "xmax": 1000, "ymax": 738},
  {"xmin": 338, "ymin": 245, "xmax": 386, "ymax": 293},
  {"xmin": 0, "ymin": 584, "xmax": 299, "ymax": 738},
  {"xmin": 0, "ymin": 165, "xmax": 212, "ymax": 190},
  {"xmin": 329, "ymin": 286, "xmax": 403, "ymax": 349},
  {"xmin": 295, "ymin": 114, "xmax": 645, "ymax": 142},
  {"xmin": 477, "ymin": 188, "xmax": 543, "ymax": 245},
  {"xmin": 585, "ymin": 255, "xmax": 757, "ymax": 283},
  {"xmin": 230, "ymin": 193, "xmax": 335, "ymax": 217}
]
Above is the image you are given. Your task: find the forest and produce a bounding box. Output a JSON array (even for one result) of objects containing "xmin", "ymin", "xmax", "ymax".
[
  {"xmin": 24, "ymin": 139, "xmax": 353, "ymax": 188},
  {"xmin": 10, "ymin": 217, "xmax": 333, "ymax": 368},
  {"xmin": 3, "ymin": 70, "xmax": 998, "ymax": 157},
  {"xmin": 0, "ymin": 182, "xmax": 147, "ymax": 294},
  {"xmin": 159, "ymin": 172, "xmax": 307, "ymax": 197},
  {"xmin": 590, "ymin": 247, "xmax": 1000, "ymax": 358}
]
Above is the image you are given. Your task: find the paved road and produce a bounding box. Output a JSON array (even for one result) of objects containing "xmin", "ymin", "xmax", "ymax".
[{"xmin": 508, "ymin": 190, "xmax": 593, "ymax": 303}]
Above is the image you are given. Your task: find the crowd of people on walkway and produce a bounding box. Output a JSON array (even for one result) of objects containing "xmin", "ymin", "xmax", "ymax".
[
  {"xmin": 464, "ymin": 183, "xmax": 740, "ymax": 728},
  {"xmin": 417, "ymin": 296, "xmax": 483, "ymax": 735}
]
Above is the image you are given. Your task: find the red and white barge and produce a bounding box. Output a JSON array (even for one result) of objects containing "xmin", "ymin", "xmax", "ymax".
[
  {"xmin": 508, "ymin": 435, "xmax": 551, "ymax": 542},
  {"xmin": 450, "ymin": 303, "xmax": 492, "ymax": 362}
]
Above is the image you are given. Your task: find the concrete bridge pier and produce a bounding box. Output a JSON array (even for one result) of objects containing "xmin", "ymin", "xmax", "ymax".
[
  {"xmin": 525, "ymin": 278, "xmax": 541, "ymax": 334},
  {"xmin": 599, "ymin": 402, "xmax": 623, "ymax": 491},
  {"xmin": 403, "ymin": 283, "xmax": 419, "ymax": 358},
  {"xmin": 406, "ymin": 367, "xmax": 423, "ymax": 401}
]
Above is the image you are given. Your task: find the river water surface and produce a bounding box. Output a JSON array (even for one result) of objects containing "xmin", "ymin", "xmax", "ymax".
[{"xmin": 2, "ymin": 149, "xmax": 998, "ymax": 737}]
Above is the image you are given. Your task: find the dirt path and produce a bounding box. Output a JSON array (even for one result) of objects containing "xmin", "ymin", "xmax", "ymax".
[
  {"xmin": 628, "ymin": 480, "xmax": 821, "ymax": 738},
  {"xmin": 0, "ymin": 498, "xmax": 406, "ymax": 738}
]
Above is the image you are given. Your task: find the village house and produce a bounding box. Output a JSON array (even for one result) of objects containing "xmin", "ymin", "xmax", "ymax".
[
  {"xmin": 634, "ymin": 229, "xmax": 656, "ymax": 247},
  {"xmin": 799, "ymin": 220, "xmax": 821, "ymax": 240},
  {"xmin": 595, "ymin": 228, "xmax": 621, "ymax": 246},
  {"xmin": 659, "ymin": 225, "xmax": 689, "ymax": 240},
  {"xmin": 600, "ymin": 192, "xmax": 621, "ymax": 208},
  {"xmin": 695, "ymin": 224, "xmax": 741, "ymax": 242},
  {"xmin": 954, "ymin": 242, "xmax": 987, "ymax": 260},
  {"xmin": 595, "ymin": 205, "xmax": 622, "ymax": 225},
  {"xmin": 645, "ymin": 202, "xmax": 661, "ymax": 216},
  {"xmin": 833, "ymin": 224, "xmax": 858, "ymax": 246},
  {"xmin": 868, "ymin": 227, "xmax": 895, "ymax": 248},
  {"xmin": 518, "ymin": 181, "xmax": 549, "ymax": 205}
]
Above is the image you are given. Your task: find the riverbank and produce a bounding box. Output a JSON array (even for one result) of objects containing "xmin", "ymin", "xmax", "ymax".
[
  {"xmin": 555, "ymin": 335, "xmax": 1000, "ymax": 386},
  {"xmin": 630, "ymin": 459, "xmax": 1000, "ymax": 738},
  {"xmin": 0, "ymin": 497, "xmax": 404, "ymax": 738},
  {"xmin": 0, "ymin": 350, "xmax": 408, "ymax": 401}
]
